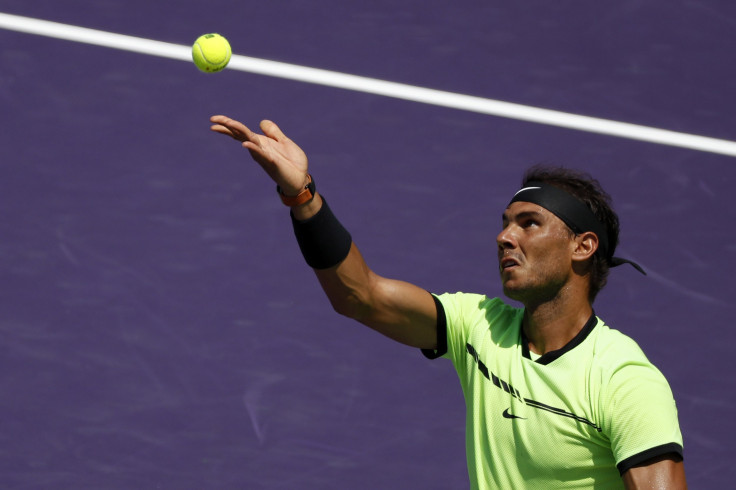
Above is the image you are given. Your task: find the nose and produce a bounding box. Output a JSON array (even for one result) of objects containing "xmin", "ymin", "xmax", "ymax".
[{"xmin": 496, "ymin": 225, "xmax": 517, "ymax": 253}]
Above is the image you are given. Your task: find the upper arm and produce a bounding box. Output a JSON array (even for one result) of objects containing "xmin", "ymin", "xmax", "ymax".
[
  {"xmin": 360, "ymin": 273, "xmax": 439, "ymax": 348},
  {"xmin": 315, "ymin": 243, "xmax": 438, "ymax": 349},
  {"xmin": 622, "ymin": 454, "xmax": 687, "ymax": 489}
]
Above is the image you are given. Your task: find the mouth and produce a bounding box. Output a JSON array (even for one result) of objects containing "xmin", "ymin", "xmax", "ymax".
[{"xmin": 499, "ymin": 257, "xmax": 520, "ymax": 272}]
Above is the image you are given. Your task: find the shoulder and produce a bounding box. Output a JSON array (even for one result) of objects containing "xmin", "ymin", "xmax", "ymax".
[
  {"xmin": 588, "ymin": 319, "xmax": 655, "ymax": 374},
  {"xmin": 587, "ymin": 319, "xmax": 677, "ymax": 419},
  {"xmin": 433, "ymin": 292, "xmax": 523, "ymax": 365},
  {"xmin": 435, "ymin": 292, "xmax": 518, "ymax": 324},
  {"xmin": 589, "ymin": 318, "xmax": 680, "ymax": 436},
  {"xmin": 435, "ymin": 293, "xmax": 523, "ymax": 349}
]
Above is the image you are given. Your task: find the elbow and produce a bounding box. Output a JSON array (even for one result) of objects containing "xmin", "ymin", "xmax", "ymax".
[
  {"xmin": 328, "ymin": 292, "xmax": 373, "ymax": 322},
  {"xmin": 316, "ymin": 266, "xmax": 379, "ymax": 323}
]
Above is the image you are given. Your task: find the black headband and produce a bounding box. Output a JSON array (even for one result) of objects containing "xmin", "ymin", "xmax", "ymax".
[{"xmin": 509, "ymin": 181, "xmax": 645, "ymax": 275}]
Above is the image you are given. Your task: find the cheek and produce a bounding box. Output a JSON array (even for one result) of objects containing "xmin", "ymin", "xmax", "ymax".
[{"xmin": 526, "ymin": 231, "xmax": 573, "ymax": 266}]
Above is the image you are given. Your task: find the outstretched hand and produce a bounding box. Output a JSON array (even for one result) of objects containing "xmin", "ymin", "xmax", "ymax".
[{"xmin": 210, "ymin": 116, "xmax": 309, "ymax": 195}]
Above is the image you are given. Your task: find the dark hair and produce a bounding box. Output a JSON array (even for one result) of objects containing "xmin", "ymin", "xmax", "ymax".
[{"xmin": 522, "ymin": 165, "xmax": 620, "ymax": 302}]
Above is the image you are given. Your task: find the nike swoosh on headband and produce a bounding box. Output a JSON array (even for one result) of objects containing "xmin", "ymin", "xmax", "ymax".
[{"xmin": 513, "ymin": 186, "xmax": 541, "ymax": 197}]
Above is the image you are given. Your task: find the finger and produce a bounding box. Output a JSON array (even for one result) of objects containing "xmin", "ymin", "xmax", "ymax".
[
  {"xmin": 210, "ymin": 124, "xmax": 234, "ymax": 136},
  {"xmin": 242, "ymin": 141, "xmax": 261, "ymax": 154},
  {"xmin": 211, "ymin": 124, "xmax": 247, "ymax": 142},
  {"xmin": 260, "ymin": 120, "xmax": 286, "ymax": 142},
  {"xmin": 210, "ymin": 115, "xmax": 236, "ymax": 130},
  {"xmin": 210, "ymin": 115, "xmax": 238, "ymax": 136},
  {"xmin": 210, "ymin": 116, "xmax": 257, "ymax": 143}
]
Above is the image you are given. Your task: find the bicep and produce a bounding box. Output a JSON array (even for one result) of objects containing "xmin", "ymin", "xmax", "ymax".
[
  {"xmin": 622, "ymin": 454, "xmax": 687, "ymax": 489},
  {"xmin": 360, "ymin": 275, "xmax": 438, "ymax": 348}
]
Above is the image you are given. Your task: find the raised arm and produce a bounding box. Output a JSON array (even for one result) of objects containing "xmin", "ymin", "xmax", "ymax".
[{"xmin": 210, "ymin": 116, "xmax": 438, "ymax": 349}]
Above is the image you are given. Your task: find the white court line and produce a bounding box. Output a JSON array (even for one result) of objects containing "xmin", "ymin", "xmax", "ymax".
[{"xmin": 2, "ymin": 12, "xmax": 735, "ymax": 157}]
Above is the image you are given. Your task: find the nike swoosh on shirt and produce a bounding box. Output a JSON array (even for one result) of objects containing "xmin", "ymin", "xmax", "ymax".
[{"xmin": 502, "ymin": 408, "xmax": 526, "ymax": 420}]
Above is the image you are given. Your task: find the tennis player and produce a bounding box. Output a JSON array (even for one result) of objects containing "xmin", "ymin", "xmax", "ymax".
[{"xmin": 210, "ymin": 115, "xmax": 687, "ymax": 489}]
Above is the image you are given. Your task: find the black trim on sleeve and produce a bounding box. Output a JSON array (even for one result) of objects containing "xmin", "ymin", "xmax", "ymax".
[
  {"xmin": 421, "ymin": 294, "xmax": 447, "ymax": 360},
  {"xmin": 617, "ymin": 443, "xmax": 683, "ymax": 475}
]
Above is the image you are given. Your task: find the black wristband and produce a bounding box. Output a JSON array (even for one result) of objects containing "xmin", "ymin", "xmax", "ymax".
[{"xmin": 291, "ymin": 197, "xmax": 352, "ymax": 269}]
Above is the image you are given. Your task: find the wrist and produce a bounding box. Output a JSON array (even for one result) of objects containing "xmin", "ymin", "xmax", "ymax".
[
  {"xmin": 277, "ymin": 174, "xmax": 315, "ymax": 207},
  {"xmin": 291, "ymin": 193, "xmax": 322, "ymax": 221}
]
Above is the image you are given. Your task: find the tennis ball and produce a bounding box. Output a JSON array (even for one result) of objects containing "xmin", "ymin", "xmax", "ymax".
[{"xmin": 192, "ymin": 33, "xmax": 231, "ymax": 73}]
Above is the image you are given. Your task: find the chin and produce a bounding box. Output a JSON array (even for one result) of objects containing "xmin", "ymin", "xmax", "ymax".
[
  {"xmin": 503, "ymin": 279, "xmax": 565, "ymax": 306},
  {"xmin": 502, "ymin": 282, "xmax": 527, "ymax": 302}
]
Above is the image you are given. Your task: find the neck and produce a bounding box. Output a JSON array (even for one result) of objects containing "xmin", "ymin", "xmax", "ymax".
[{"xmin": 522, "ymin": 285, "xmax": 593, "ymax": 356}]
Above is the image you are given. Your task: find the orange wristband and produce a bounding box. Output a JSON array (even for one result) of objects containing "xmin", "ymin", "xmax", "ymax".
[{"xmin": 277, "ymin": 175, "xmax": 315, "ymax": 207}]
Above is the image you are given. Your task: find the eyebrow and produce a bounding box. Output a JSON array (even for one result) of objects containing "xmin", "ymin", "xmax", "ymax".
[{"xmin": 501, "ymin": 210, "xmax": 545, "ymax": 223}]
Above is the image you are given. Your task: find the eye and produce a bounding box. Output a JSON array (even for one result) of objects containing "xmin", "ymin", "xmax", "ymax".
[{"xmin": 521, "ymin": 218, "xmax": 539, "ymax": 228}]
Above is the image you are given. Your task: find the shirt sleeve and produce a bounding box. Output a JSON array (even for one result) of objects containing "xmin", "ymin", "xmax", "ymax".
[
  {"xmin": 422, "ymin": 292, "xmax": 471, "ymax": 361},
  {"xmin": 421, "ymin": 294, "xmax": 448, "ymax": 359},
  {"xmin": 600, "ymin": 351, "xmax": 684, "ymax": 474},
  {"xmin": 421, "ymin": 293, "xmax": 508, "ymax": 365}
]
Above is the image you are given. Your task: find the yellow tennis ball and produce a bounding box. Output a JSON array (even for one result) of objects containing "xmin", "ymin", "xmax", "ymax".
[{"xmin": 192, "ymin": 33, "xmax": 231, "ymax": 73}]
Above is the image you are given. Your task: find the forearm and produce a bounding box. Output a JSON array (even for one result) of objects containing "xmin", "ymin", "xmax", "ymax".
[
  {"xmin": 289, "ymin": 191, "xmax": 370, "ymax": 317},
  {"xmin": 314, "ymin": 243, "xmax": 377, "ymax": 319},
  {"xmin": 291, "ymin": 192, "xmax": 438, "ymax": 348},
  {"xmin": 290, "ymin": 192, "xmax": 378, "ymax": 320}
]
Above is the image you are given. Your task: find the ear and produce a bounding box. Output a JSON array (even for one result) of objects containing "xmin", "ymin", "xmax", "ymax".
[{"xmin": 571, "ymin": 231, "xmax": 598, "ymax": 263}]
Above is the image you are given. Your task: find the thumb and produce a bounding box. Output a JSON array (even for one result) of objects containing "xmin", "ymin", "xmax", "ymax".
[{"xmin": 260, "ymin": 120, "xmax": 286, "ymax": 141}]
